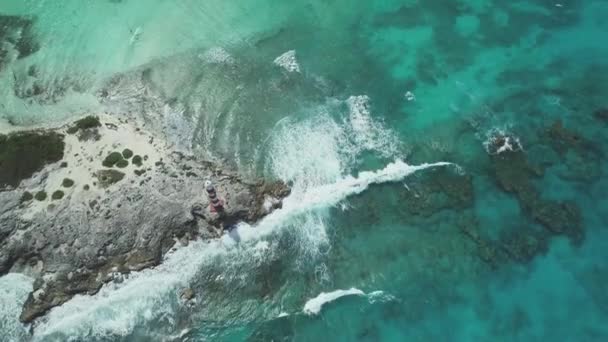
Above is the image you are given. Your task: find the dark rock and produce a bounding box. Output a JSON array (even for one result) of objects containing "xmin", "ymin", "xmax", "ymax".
[
  {"xmin": 60, "ymin": 162, "xmax": 68, "ymax": 168},
  {"xmin": 500, "ymin": 230, "xmax": 548, "ymax": 263},
  {"xmin": 400, "ymin": 168, "xmax": 473, "ymax": 217},
  {"xmin": 593, "ymin": 108, "xmax": 608, "ymax": 123},
  {"xmin": 180, "ymin": 288, "xmax": 195, "ymax": 301},
  {"xmin": 0, "ymin": 131, "xmax": 65, "ymax": 190},
  {"xmin": 0, "ymin": 15, "xmax": 40, "ymax": 71},
  {"xmin": 491, "ymin": 149, "xmax": 583, "ymax": 244},
  {"xmin": 546, "ymin": 120, "xmax": 583, "ymax": 154}
]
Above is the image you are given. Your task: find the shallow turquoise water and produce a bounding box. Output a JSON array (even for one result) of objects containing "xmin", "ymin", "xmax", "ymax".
[{"xmin": 1, "ymin": 1, "xmax": 608, "ymax": 341}]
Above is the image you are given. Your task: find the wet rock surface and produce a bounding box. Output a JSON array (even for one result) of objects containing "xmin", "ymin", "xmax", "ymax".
[{"xmin": 0, "ymin": 116, "xmax": 289, "ymax": 324}]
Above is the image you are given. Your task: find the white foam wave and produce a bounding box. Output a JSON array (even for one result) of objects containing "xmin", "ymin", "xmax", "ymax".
[
  {"xmin": 303, "ymin": 288, "xmax": 365, "ymax": 315},
  {"xmin": 199, "ymin": 47, "xmax": 235, "ymax": 65},
  {"xmin": 31, "ymin": 98, "xmax": 448, "ymax": 339},
  {"xmin": 302, "ymin": 288, "xmax": 397, "ymax": 315},
  {"xmin": 32, "ymin": 159, "xmax": 447, "ymax": 340},
  {"xmin": 233, "ymin": 159, "xmax": 451, "ymax": 243},
  {"xmin": 0, "ymin": 273, "xmax": 34, "ymax": 342},
  {"xmin": 273, "ymin": 50, "xmax": 300, "ymax": 73},
  {"xmin": 482, "ymin": 127, "xmax": 523, "ymax": 155},
  {"xmin": 346, "ymin": 95, "xmax": 400, "ymax": 157}
]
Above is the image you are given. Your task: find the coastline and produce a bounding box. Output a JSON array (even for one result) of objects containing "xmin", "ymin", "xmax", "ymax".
[{"xmin": 0, "ymin": 113, "xmax": 289, "ymax": 326}]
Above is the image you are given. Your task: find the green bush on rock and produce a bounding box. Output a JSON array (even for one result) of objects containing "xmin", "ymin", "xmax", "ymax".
[
  {"xmin": 51, "ymin": 190, "xmax": 64, "ymax": 200},
  {"xmin": 132, "ymin": 155, "xmax": 143, "ymax": 167},
  {"xmin": 102, "ymin": 152, "xmax": 124, "ymax": 168},
  {"xmin": 122, "ymin": 149, "xmax": 133, "ymax": 159},
  {"xmin": 62, "ymin": 178, "xmax": 74, "ymax": 187},
  {"xmin": 34, "ymin": 191, "xmax": 47, "ymax": 201},
  {"xmin": 66, "ymin": 116, "xmax": 101, "ymax": 134},
  {"xmin": 20, "ymin": 191, "xmax": 33, "ymax": 203},
  {"xmin": 116, "ymin": 159, "xmax": 129, "ymax": 168}
]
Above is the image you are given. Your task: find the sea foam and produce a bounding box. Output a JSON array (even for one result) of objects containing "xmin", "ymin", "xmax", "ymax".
[
  {"xmin": 273, "ymin": 50, "xmax": 301, "ymax": 73},
  {"xmin": 302, "ymin": 288, "xmax": 397, "ymax": 315},
  {"xmin": 303, "ymin": 288, "xmax": 365, "ymax": 315}
]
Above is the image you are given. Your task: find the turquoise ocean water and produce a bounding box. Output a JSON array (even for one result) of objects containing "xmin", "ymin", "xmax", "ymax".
[{"xmin": 1, "ymin": 1, "xmax": 607, "ymax": 341}]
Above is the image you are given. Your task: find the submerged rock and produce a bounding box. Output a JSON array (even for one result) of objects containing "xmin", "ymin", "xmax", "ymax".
[
  {"xmin": 400, "ymin": 168, "xmax": 474, "ymax": 217},
  {"xmin": 491, "ymin": 148, "xmax": 583, "ymax": 244},
  {"xmin": 0, "ymin": 115, "xmax": 289, "ymax": 324},
  {"xmin": 0, "ymin": 15, "xmax": 40, "ymax": 71}
]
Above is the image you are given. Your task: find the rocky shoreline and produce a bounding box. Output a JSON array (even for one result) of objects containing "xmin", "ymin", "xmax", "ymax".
[{"xmin": 0, "ymin": 114, "xmax": 289, "ymax": 324}]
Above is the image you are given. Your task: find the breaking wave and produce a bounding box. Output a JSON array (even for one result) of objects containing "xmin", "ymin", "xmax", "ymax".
[
  {"xmin": 24, "ymin": 93, "xmax": 448, "ymax": 341},
  {"xmin": 303, "ymin": 288, "xmax": 397, "ymax": 315}
]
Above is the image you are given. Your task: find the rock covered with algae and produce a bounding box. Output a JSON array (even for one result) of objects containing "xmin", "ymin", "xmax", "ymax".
[{"xmin": 0, "ymin": 115, "xmax": 289, "ymax": 324}]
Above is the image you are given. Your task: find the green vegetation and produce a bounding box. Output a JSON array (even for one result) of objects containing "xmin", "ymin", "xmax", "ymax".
[
  {"xmin": 102, "ymin": 151, "xmax": 124, "ymax": 168},
  {"xmin": 116, "ymin": 159, "xmax": 129, "ymax": 168},
  {"xmin": 83, "ymin": 184, "xmax": 90, "ymax": 190},
  {"xmin": 122, "ymin": 148, "xmax": 133, "ymax": 159},
  {"xmin": 66, "ymin": 116, "xmax": 101, "ymax": 134},
  {"xmin": 34, "ymin": 191, "xmax": 47, "ymax": 201},
  {"xmin": 0, "ymin": 131, "xmax": 65, "ymax": 190},
  {"xmin": 96, "ymin": 169, "xmax": 125, "ymax": 188},
  {"xmin": 132, "ymin": 155, "xmax": 143, "ymax": 167},
  {"xmin": 20, "ymin": 191, "xmax": 33, "ymax": 203},
  {"xmin": 51, "ymin": 190, "xmax": 64, "ymax": 200},
  {"xmin": 62, "ymin": 178, "xmax": 74, "ymax": 187},
  {"xmin": 134, "ymin": 169, "xmax": 146, "ymax": 176}
]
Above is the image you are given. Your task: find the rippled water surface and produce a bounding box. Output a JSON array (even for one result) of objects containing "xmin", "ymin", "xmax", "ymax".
[{"xmin": 1, "ymin": 0, "xmax": 607, "ymax": 341}]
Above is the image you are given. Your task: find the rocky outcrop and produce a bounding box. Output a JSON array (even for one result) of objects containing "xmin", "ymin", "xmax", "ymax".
[{"xmin": 0, "ymin": 115, "xmax": 289, "ymax": 324}]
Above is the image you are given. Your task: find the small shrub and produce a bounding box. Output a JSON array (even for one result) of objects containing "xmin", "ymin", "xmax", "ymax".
[
  {"xmin": 102, "ymin": 151, "xmax": 124, "ymax": 167},
  {"xmin": 62, "ymin": 178, "xmax": 74, "ymax": 187},
  {"xmin": 34, "ymin": 191, "xmax": 47, "ymax": 201},
  {"xmin": 51, "ymin": 190, "xmax": 64, "ymax": 200},
  {"xmin": 21, "ymin": 191, "xmax": 34, "ymax": 203},
  {"xmin": 116, "ymin": 159, "xmax": 129, "ymax": 168},
  {"xmin": 122, "ymin": 148, "xmax": 133, "ymax": 159},
  {"xmin": 67, "ymin": 116, "xmax": 101, "ymax": 134},
  {"xmin": 132, "ymin": 155, "xmax": 143, "ymax": 167}
]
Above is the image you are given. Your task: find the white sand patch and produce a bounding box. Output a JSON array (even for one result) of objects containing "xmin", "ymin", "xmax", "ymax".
[{"xmin": 20, "ymin": 114, "xmax": 167, "ymax": 219}]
